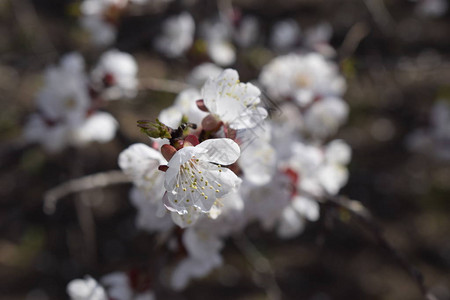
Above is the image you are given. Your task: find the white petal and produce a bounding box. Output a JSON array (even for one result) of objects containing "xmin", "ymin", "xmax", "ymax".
[
  {"xmin": 277, "ymin": 206, "xmax": 305, "ymax": 239},
  {"xmin": 195, "ymin": 138, "xmax": 240, "ymax": 165},
  {"xmin": 291, "ymin": 196, "xmax": 320, "ymax": 221}
]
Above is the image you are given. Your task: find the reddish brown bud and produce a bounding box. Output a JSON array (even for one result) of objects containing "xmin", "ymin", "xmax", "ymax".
[
  {"xmin": 158, "ymin": 165, "xmax": 169, "ymax": 172},
  {"xmin": 196, "ymin": 99, "xmax": 209, "ymax": 112},
  {"xmin": 184, "ymin": 135, "xmax": 200, "ymax": 146},
  {"xmin": 161, "ymin": 144, "xmax": 177, "ymax": 161},
  {"xmin": 201, "ymin": 114, "xmax": 222, "ymax": 132}
]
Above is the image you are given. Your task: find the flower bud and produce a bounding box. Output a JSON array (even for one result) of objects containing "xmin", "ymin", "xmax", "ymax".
[{"xmin": 161, "ymin": 144, "xmax": 177, "ymax": 161}]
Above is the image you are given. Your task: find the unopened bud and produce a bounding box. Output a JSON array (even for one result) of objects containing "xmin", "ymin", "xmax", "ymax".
[
  {"xmin": 196, "ymin": 99, "xmax": 209, "ymax": 112},
  {"xmin": 161, "ymin": 144, "xmax": 177, "ymax": 161},
  {"xmin": 201, "ymin": 114, "xmax": 222, "ymax": 132},
  {"xmin": 184, "ymin": 135, "xmax": 199, "ymax": 146}
]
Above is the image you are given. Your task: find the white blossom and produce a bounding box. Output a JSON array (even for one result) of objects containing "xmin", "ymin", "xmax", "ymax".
[
  {"xmin": 36, "ymin": 53, "xmax": 89, "ymax": 126},
  {"xmin": 270, "ymin": 19, "xmax": 301, "ymax": 52},
  {"xmin": 171, "ymin": 227, "xmax": 223, "ymax": 290},
  {"xmin": 71, "ymin": 112, "xmax": 118, "ymax": 146},
  {"xmin": 303, "ymin": 97, "xmax": 349, "ymax": 139},
  {"xmin": 118, "ymin": 143, "xmax": 166, "ymax": 192},
  {"xmin": 259, "ymin": 53, "xmax": 346, "ymax": 106},
  {"xmin": 158, "ymin": 88, "xmax": 207, "ymax": 128},
  {"xmin": 164, "ymin": 138, "xmax": 241, "ymax": 215},
  {"xmin": 233, "ymin": 15, "xmax": 260, "ymax": 48},
  {"xmin": 155, "ymin": 12, "xmax": 195, "ymax": 58},
  {"xmin": 186, "ymin": 63, "xmax": 224, "ymax": 88},
  {"xmin": 202, "ymin": 69, "xmax": 268, "ymax": 130},
  {"xmin": 102, "ymin": 272, "xmax": 155, "ymax": 300},
  {"xmin": 67, "ymin": 276, "xmax": 107, "ymax": 300},
  {"xmin": 200, "ymin": 19, "xmax": 236, "ymax": 66},
  {"xmin": 130, "ymin": 187, "xmax": 173, "ymax": 232},
  {"xmin": 80, "ymin": 0, "xmax": 127, "ymax": 46},
  {"xmin": 91, "ymin": 49, "xmax": 138, "ymax": 100}
]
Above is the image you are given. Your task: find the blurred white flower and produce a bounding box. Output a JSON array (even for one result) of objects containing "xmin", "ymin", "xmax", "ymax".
[
  {"xmin": 36, "ymin": 53, "xmax": 89, "ymax": 126},
  {"xmin": 71, "ymin": 111, "xmax": 118, "ymax": 146},
  {"xmin": 130, "ymin": 187, "xmax": 173, "ymax": 232},
  {"xmin": 202, "ymin": 69, "xmax": 268, "ymax": 130},
  {"xmin": 118, "ymin": 143, "xmax": 166, "ymax": 192},
  {"xmin": 241, "ymin": 172, "xmax": 292, "ymax": 230},
  {"xmin": 407, "ymin": 100, "xmax": 450, "ymax": 160},
  {"xmin": 91, "ymin": 49, "xmax": 138, "ymax": 100},
  {"xmin": 259, "ymin": 52, "xmax": 346, "ymax": 106},
  {"xmin": 277, "ymin": 195, "xmax": 319, "ymax": 238},
  {"xmin": 102, "ymin": 272, "xmax": 155, "ymax": 300},
  {"xmin": 201, "ymin": 19, "xmax": 236, "ymax": 66},
  {"xmin": 67, "ymin": 276, "xmax": 107, "ymax": 300},
  {"xmin": 186, "ymin": 63, "xmax": 224, "ymax": 88},
  {"xmin": 158, "ymin": 88, "xmax": 207, "ymax": 128},
  {"xmin": 171, "ymin": 227, "xmax": 223, "ymax": 290},
  {"xmin": 270, "ymin": 19, "xmax": 301, "ymax": 52},
  {"xmin": 155, "ymin": 12, "xmax": 195, "ymax": 58},
  {"xmin": 164, "ymin": 138, "xmax": 241, "ymax": 215},
  {"xmin": 303, "ymin": 97, "xmax": 349, "ymax": 139},
  {"xmin": 238, "ymin": 139, "xmax": 276, "ymax": 185},
  {"xmin": 23, "ymin": 53, "xmax": 119, "ymax": 151},
  {"xmin": 414, "ymin": 0, "xmax": 448, "ymax": 17},
  {"xmin": 80, "ymin": 0, "xmax": 127, "ymax": 46},
  {"xmin": 233, "ymin": 15, "xmax": 260, "ymax": 48}
]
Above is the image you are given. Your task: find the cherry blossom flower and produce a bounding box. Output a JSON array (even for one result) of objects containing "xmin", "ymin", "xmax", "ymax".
[
  {"xmin": 67, "ymin": 276, "xmax": 107, "ymax": 300},
  {"xmin": 259, "ymin": 52, "xmax": 346, "ymax": 106},
  {"xmin": 91, "ymin": 49, "xmax": 138, "ymax": 100},
  {"xmin": 277, "ymin": 195, "xmax": 319, "ymax": 238},
  {"xmin": 164, "ymin": 138, "xmax": 241, "ymax": 215},
  {"xmin": 414, "ymin": 0, "xmax": 448, "ymax": 17},
  {"xmin": 200, "ymin": 18, "xmax": 236, "ymax": 66},
  {"xmin": 80, "ymin": 0, "xmax": 128, "ymax": 46},
  {"xmin": 23, "ymin": 53, "xmax": 118, "ymax": 152},
  {"xmin": 154, "ymin": 12, "xmax": 195, "ymax": 58},
  {"xmin": 233, "ymin": 15, "xmax": 260, "ymax": 48},
  {"xmin": 303, "ymin": 96, "xmax": 349, "ymax": 139},
  {"xmin": 270, "ymin": 19, "xmax": 301, "ymax": 52},
  {"xmin": 130, "ymin": 187, "xmax": 173, "ymax": 232},
  {"xmin": 102, "ymin": 272, "xmax": 155, "ymax": 300},
  {"xmin": 171, "ymin": 227, "xmax": 224, "ymax": 290},
  {"xmin": 186, "ymin": 63, "xmax": 224, "ymax": 88},
  {"xmin": 201, "ymin": 69, "xmax": 268, "ymax": 130},
  {"xmin": 118, "ymin": 143, "xmax": 166, "ymax": 194},
  {"xmin": 158, "ymin": 88, "xmax": 208, "ymax": 129}
]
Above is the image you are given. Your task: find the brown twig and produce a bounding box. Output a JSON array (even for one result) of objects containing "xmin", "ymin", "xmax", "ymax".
[
  {"xmin": 338, "ymin": 22, "xmax": 370, "ymax": 60},
  {"xmin": 43, "ymin": 170, "xmax": 131, "ymax": 214},
  {"xmin": 233, "ymin": 234, "xmax": 282, "ymax": 300},
  {"xmin": 324, "ymin": 195, "xmax": 436, "ymax": 300},
  {"xmin": 138, "ymin": 77, "xmax": 191, "ymax": 94}
]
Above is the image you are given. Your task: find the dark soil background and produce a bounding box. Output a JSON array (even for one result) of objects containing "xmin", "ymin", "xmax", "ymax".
[{"xmin": 0, "ymin": 0, "xmax": 449, "ymax": 299}]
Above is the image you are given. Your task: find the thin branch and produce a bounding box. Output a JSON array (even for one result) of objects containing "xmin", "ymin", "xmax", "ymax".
[
  {"xmin": 324, "ymin": 195, "xmax": 436, "ymax": 300},
  {"xmin": 338, "ymin": 22, "xmax": 370, "ymax": 60},
  {"xmin": 138, "ymin": 77, "xmax": 192, "ymax": 94},
  {"xmin": 233, "ymin": 234, "xmax": 282, "ymax": 300},
  {"xmin": 44, "ymin": 170, "xmax": 131, "ymax": 214},
  {"xmin": 364, "ymin": 0, "xmax": 396, "ymax": 36}
]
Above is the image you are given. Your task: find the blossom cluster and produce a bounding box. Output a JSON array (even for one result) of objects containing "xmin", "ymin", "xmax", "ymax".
[
  {"xmin": 108, "ymin": 60, "xmax": 351, "ymax": 292},
  {"xmin": 24, "ymin": 49, "xmax": 138, "ymax": 152}
]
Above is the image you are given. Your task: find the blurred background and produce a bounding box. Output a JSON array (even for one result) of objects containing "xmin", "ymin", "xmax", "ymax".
[{"xmin": 0, "ymin": 0, "xmax": 449, "ymax": 299}]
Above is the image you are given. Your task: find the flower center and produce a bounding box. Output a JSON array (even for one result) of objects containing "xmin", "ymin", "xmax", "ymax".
[{"xmin": 172, "ymin": 157, "xmax": 223, "ymax": 205}]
